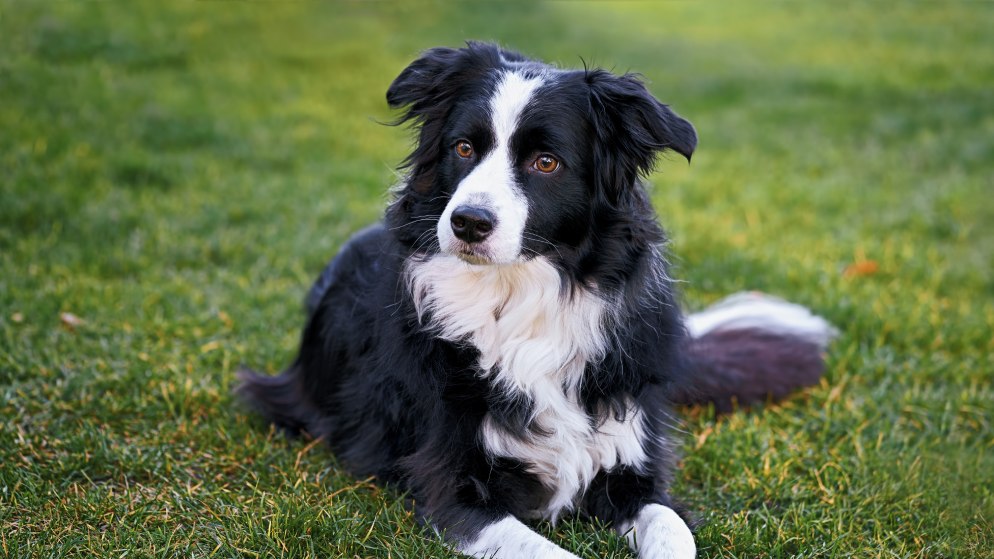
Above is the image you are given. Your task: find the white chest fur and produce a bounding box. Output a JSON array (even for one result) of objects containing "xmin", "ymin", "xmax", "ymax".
[{"xmin": 407, "ymin": 256, "xmax": 649, "ymax": 519}]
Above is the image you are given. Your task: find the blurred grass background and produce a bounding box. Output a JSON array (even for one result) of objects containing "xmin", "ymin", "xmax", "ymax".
[{"xmin": 1, "ymin": 2, "xmax": 992, "ymax": 558}]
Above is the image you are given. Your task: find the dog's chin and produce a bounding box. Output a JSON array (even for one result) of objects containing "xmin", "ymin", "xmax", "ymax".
[
  {"xmin": 445, "ymin": 242, "xmax": 519, "ymax": 266},
  {"xmin": 456, "ymin": 251, "xmax": 495, "ymax": 266}
]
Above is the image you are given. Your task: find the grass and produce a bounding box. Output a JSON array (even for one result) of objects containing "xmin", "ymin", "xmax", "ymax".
[{"xmin": 1, "ymin": 1, "xmax": 992, "ymax": 557}]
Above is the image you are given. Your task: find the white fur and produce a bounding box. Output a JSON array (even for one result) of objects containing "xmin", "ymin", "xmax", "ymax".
[
  {"xmin": 459, "ymin": 516, "xmax": 580, "ymax": 559},
  {"xmin": 685, "ymin": 291, "xmax": 837, "ymax": 348},
  {"xmin": 437, "ymin": 71, "xmax": 544, "ymax": 264},
  {"xmin": 619, "ymin": 503, "xmax": 696, "ymax": 559},
  {"xmin": 407, "ymin": 255, "xmax": 649, "ymax": 520}
]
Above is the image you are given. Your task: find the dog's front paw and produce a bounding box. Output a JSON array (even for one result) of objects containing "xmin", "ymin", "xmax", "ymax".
[
  {"xmin": 459, "ymin": 516, "xmax": 581, "ymax": 559},
  {"xmin": 622, "ymin": 504, "xmax": 696, "ymax": 559}
]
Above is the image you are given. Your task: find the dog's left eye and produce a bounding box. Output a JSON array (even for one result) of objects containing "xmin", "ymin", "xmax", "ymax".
[
  {"xmin": 455, "ymin": 140, "xmax": 474, "ymax": 159},
  {"xmin": 533, "ymin": 154, "xmax": 560, "ymax": 174}
]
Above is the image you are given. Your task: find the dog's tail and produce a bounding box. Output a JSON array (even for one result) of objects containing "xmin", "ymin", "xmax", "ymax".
[
  {"xmin": 235, "ymin": 362, "xmax": 323, "ymax": 437},
  {"xmin": 670, "ymin": 292, "xmax": 838, "ymax": 413}
]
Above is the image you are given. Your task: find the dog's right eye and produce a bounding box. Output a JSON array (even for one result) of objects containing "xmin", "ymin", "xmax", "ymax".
[{"xmin": 454, "ymin": 140, "xmax": 474, "ymax": 159}]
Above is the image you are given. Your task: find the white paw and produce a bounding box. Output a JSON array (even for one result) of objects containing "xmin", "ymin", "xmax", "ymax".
[
  {"xmin": 459, "ymin": 516, "xmax": 580, "ymax": 559},
  {"xmin": 622, "ymin": 504, "xmax": 696, "ymax": 559}
]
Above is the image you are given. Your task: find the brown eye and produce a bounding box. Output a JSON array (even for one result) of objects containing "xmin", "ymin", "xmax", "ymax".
[
  {"xmin": 533, "ymin": 154, "xmax": 560, "ymax": 174},
  {"xmin": 455, "ymin": 140, "xmax": 474, "ymax": 158}
]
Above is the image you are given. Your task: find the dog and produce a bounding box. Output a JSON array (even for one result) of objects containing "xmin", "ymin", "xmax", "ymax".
[{"xmin": 237, "ymin": 42, "xmax": 836, "ymax": 559}]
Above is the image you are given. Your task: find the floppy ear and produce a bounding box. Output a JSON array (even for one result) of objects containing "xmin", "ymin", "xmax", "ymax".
[
  {"xmin": 387, "ymin": 47, "xmax": 464, "ymax": 119},
  {"xmin": 387, "ymin": 42, "xmax": 509, "ymax": 126},
  {"xmin": 587, "ymin": 70, "xmax": 697, "ymax": 195},
  {"xmin": 386, "ymin": 47, "xmax": 467, "ymax": 194},
  {"xmin": 386, "ymin": 44, "xmax": 505, "ymax": 193}
]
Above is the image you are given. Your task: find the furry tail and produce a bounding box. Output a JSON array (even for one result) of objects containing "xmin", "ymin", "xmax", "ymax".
[
  {"xmin": 671, "ymin": 292, "xmax": 838, "ymax": 413},
  {"xmin": 235, "ymin": 363, "xmax": 320, "ymax": 436}
]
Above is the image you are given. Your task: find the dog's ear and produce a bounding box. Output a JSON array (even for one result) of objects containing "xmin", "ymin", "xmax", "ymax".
[
  {"xmin": 387, "ymin": 42, "xmax": 506, "ymax": 126},
  {"xmin": 387, "ymin": 47, "xmax": 465, "ymax": 118},
  {"xmin": 587, "ymin": 70, "xmax": 697, "ymax": 194},
  {"xmin": 386, "ymin": 47, "xmax": 469, "ymax": 194},
  {"xmin": 387, "ymin": 43, "xmax": 508, "ymax": 195}
]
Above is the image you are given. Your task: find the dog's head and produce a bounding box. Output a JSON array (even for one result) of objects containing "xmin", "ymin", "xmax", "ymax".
[{"xmin": 386, "ymin": 42, "xmax": 696, "ymax": 266}]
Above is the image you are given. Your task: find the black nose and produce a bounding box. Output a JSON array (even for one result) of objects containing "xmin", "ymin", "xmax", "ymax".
[{"xmin": 450, "ymin": 205, "xmax": 497, "ymax": 244}]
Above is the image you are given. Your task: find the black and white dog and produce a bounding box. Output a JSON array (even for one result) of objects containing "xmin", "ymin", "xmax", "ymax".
[{"xmin": 238, "ymin": 42, "xmax": 835, "ymax": 558}]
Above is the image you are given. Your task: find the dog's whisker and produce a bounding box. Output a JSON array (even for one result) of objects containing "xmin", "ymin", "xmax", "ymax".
[
  {"xmin": 522, "ymin": 232, "xmax": 566, "ymax": 260},
  {"xmin": 389, "ymin": 215, "xmax": 442, "ymax": 231}
]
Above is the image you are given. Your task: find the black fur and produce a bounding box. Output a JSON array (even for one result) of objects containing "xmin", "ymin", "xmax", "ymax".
[
  {"xmin": 673, "ymin": 329, "xmax": 827, "ymax": 413},
  {"xmin": 237, "ymin": 42, "xmax": 828, "ymax": 555}
]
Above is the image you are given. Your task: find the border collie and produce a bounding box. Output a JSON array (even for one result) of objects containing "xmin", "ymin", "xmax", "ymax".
[{"xmin": 238, "ymin": 42, "xmax": 836, "ymax": 559}]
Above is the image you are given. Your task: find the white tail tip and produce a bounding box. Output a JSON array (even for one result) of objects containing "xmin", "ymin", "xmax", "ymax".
[{"xmin": 686, "ymin": 291, "xmax": 838, "ymax": 349}]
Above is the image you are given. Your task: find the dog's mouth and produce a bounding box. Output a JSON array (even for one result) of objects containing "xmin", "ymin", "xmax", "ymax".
[
  {"xmin": 455, "ymin": 246, "xmax": 496, "ymax": 266},
  {"xmin": 439, "ymin": 232, "xmax": 523, "ymax": 266},
  {"xmin": 443, "ymin": 238, "xmax": 508, "ymax": 266}
]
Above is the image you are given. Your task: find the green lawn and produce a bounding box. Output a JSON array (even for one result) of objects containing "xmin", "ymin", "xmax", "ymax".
[{"xmin": 2, "ymin": 2, "xmax": 992, "ymax": 558}]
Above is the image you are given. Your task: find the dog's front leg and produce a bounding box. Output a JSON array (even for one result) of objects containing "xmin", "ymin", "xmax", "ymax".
[
  {"xmin": 405, "ymin": 442, "xmax": 579, "ymax": 558},
  {"xmin": 619, "ymin": 504, "xmax": 696, "ymax": 559},
  {"xmin": 456, "ymin": 515, "xmax": 580, "ymax": 559},
  {"xmin": 583, "ymin": 467, "xmax": 696, "ymax": 559}
]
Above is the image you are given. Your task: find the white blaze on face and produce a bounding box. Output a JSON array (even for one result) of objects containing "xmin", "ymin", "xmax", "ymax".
[{"xmin": 437, "ymin": 71, "xmax": 544, "ymax": 264}]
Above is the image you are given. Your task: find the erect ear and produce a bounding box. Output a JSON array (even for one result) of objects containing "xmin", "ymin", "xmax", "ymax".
[{"xmin": 587, "ymin": 70, "xmax": 697, "ymax": 193}]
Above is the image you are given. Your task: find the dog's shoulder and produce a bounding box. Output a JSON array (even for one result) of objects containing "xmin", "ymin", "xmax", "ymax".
[{"xmin": 305, "ymin": 223, "xmax": 397, "ymax": 317}]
